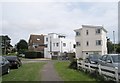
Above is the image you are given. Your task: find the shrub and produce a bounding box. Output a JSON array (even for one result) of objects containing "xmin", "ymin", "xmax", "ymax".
[
  {"xmin": 68, "ymin": 58, "xmax": 77, "ymax": 69},
  {"xmin": 25, "ymin": 51, "xmax": 44, "ymax": 58}
]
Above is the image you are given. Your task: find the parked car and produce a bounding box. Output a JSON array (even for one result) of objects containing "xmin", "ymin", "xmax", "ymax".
[
  {"xmin": 4, "ymin": 56, "xmax": 22, "ymax": 69},
  {"xmin": 0, "ymin": 56, "xmax": 10, "ymax": 75},
  {"xmin": 98, "ymin": 54, "xmax": 120, "ymax": 68},
  {"xmin": 84, "ymin": 54, "xmax": 101, "ymax": 64}
]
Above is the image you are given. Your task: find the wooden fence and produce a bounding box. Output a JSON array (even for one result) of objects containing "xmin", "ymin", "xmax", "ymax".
[{"xmin": 77, "ymin": 60, "xmax": 119, "ymax": 82}]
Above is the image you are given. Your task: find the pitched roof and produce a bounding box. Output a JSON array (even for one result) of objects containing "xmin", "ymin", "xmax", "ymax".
[{"xmin": 29, "ymin": 34, "xmax": 45, "ymax": 44}]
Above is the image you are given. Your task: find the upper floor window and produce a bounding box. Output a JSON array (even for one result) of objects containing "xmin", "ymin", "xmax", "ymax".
[
  {"xmin": 96, "ymin": 29, "xmax": 101, "ymax": 34},
  {"xmin": 37, "ymin": 38, "xmax": 40, "ymax": 41},
  {"xmin": 86, "ymin": 30, "xmax": 89, "ymax": 35},
  {"xmin": 76, "ymin": 32, "xmax": 80, "ymax": 36},
  {"xmin": 73, "ymin": 44, "xmax": 76, "ymax": 48},
  {"xmin": 46, "ymin": 38, "xmax": 48, "ymax": 42},
  {"xmin": 45, "ymin": 44, "xmax": 48, "ymax": 47},
  {"xmin": 96, "ymin": 40, "xmax": 102, "ymax": 46},
  {"xmin": 53, "ymin": 43, "xmax": 55, "ymax": 47},
  {"xmin": 56, "ymin": 43, "xmax": 59, "ymax": 47},
  {"xmin": 86, "ymin": 41, "xmax": 89, "ymax": 46},
  {"xmin": 63, "ymin": 43, "xmax": 66, "ymax": 47},
  {"xmin": 76, "ymin": 42, "xmax": 80, "ymax": 46}
]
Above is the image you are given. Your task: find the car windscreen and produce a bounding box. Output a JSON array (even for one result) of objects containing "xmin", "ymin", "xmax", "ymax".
[{"xmin": 111, "ymin": 55, "xmax": 120, "ymax": 63}]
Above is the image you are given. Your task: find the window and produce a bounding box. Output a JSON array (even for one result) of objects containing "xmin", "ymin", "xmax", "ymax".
[
  {"xmin": 96, "ymin": 40, "xmax": 102, "ymax": 46},
  {"xmin": 63, "ymin": 43, "xmax": 66, "ymax": 47},
  {"xmin": 102, "ymin": 55, "xmax": 107, "ymax": 61},
  {"xmin": 53, "ymin": 43, "xmax": 55, "ymax": 47},
  {"xmin": 35, "ymin": 46, "xmax": 37, "ymax": 48},
  {"xmin": 37, "ymin": 38, "xmax": 40, "ymax": 41},
  {"xmin": 76, "ymin": 32, "xmax": 80, "ymax": 36},
  {"xmin": 106, "ymin": 56, "xmax": 112, "ymax": 63},
  {"xmin": 86, "ymin": 30, "xmax": 89, "ymax": 35},
  {"xmin": 46, "ymin": 38, "xmax": 48, "ymax": 42},
  {"xmin": 56, "ymin": 43, "xmax": 59, "ymax": 47},
  {"xmin": 86, "ymin": 41, "xmax": 89, "ymax": 46},
  {"xmin": 33, "ymin": 43, "xmax": 38, "ymax": 48},
  {"xmin": 96, "ymin": 29, "xmax": 101, "ymax": 34},
  {"xmin": 45, "ymin": 44, "xmax": 48, "ymax": 47},
  {"xmin": 76, "ymin": 42, "xmax": 80, "ymax": 46},
  {"xmin": 73, "ymin": 44, "xmax": 76, "ymax": 48}
]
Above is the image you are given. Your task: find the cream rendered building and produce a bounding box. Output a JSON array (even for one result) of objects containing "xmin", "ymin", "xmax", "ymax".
[{"xmin": 74, "ymin": 25, "xmax": 107, "ymax": 59}]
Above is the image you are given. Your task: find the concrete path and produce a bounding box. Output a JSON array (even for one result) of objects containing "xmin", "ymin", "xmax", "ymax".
[{"xmin": 41, "ymin": 61, "xmax": 63, "ymax": 81}]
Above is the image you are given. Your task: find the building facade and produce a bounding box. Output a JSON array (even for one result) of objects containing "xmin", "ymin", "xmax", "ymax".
[
  {"xmin": 74, "ymin": 25, "xmax": 107, "ymax": 59},
  {"xmin": 44, "ymin": 33, "xmax": 75, "ymax": 58},
  {"xmin": 28, "ymin": 34, "xmax": 45, "ymax": 53}
]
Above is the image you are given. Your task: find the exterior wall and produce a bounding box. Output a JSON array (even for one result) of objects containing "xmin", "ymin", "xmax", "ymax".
[
  {"xmin": 75, "ymin": 25, "xmax": 107, "ymax": 59},
  {"xmin": 44, "ymin": 33, "xmax": 75, "ymax": 59},
  {"xmin": 101, "ymin": 30, "xmax": 107, "ymax": 55},
  {"xmin": 60, "ymin": 39, "xmax": 75, "ymax": 53}
]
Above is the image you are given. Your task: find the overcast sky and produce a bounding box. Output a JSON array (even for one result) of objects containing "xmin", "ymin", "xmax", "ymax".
[{"xmin": 0, "ymin": 0, "xmax": 119, "ymax": 46}]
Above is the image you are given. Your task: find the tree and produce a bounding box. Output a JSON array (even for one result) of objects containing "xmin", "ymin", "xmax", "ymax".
[
  {"xmin": 16, "ymin": 39, "xmax": 28, "ymax": 54},
  {"xmin": 116, "ymin": 43, "xmax": 120, "ymax": 53},
  {"xmin": 0, "ymin": 35, "xmax": 13, "ymax": 55},
  {"xmin": 107, "ymin": 38, "xmax": 114, "ymax": 54}
]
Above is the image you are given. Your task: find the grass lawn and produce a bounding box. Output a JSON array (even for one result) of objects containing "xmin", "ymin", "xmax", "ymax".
[
  {"xmin": 2, "ymin": 62, "xmax": 46, "ymax": 81},
  {"xmin": 54, "ymin": 61, "xmax": 97, "ymax": 81}
]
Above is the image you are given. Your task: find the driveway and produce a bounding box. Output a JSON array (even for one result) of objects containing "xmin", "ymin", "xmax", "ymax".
[{"xmin": 41, "ymin": 61, "xmax": 63, "ymax": 81}]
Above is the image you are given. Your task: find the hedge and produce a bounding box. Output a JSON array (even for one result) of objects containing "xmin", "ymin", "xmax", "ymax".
[{"xmin": 25, "ymin": 51, "xmax": 44, "ymax": 58}]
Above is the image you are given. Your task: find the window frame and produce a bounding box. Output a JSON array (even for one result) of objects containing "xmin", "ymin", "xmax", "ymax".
[
  {"xmin": 76, "ymin": 42, "xmax": 80, "ymax": 46},
  {"xmin": 96, "ymin": 40, "xmax": 102, "ymax": 46},
  {"xmin": 46, "ymin": 38, "xmax": 48, "ymax": 42},
  {"xmin": 76, "ymin": 32, "xmax": 80, "ymax": 36},
  {"xmin": 63, "ymin": 43, "xmax": 66, "ymax": 47},
  {"xmin": 56, "ymin": 43, "xmax": 59, "ymax": 47},
  {"xmin": 96, "ymin": 29, "xmax": 101, "ymax": 34},
  {"xmin": 86, "ymin": 41, "xmax": 89, "ymax": 46},
  {"xmin": 86, "ymin": 30, "xmax": 89, "ymax": 35}
]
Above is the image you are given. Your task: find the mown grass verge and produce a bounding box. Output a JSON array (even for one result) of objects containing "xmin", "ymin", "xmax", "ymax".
[
  {"xmin": 2, "ymin": 62, "xmax": 46, "ymax": 81},
  {"xmin": 54, "ymin": 61, "xmax": 98, "ymax": 82}
]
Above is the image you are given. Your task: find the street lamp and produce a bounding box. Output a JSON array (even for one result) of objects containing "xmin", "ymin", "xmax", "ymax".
[{"xmin": 113, "ymin": 31, "xmax": 116, "ymax": 53}]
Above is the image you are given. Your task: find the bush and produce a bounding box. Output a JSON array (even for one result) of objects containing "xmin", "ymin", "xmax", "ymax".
[
  {"xmin": 52, "ymin": 56, "xmax": 58, "ymax": 60},
  {"xmin": 68, "ymin": 58, "xmax": 77, "ymax": 69},
  {"xmin": 7, "ymin": 52, "xmax": 17, "ymax": 56}
]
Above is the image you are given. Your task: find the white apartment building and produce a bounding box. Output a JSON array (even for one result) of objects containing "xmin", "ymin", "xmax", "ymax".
[
  {"xmin": 74, "ymin": 25, "xmax": 107, "ymax": 59},
  {"xmin": 44, "ymin": 33, "xmax": 75, "ymax": 59}
]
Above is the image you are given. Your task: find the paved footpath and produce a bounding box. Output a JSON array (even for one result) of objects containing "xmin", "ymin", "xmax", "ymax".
[{"xmin": 41, "ymin": 61, "xmax": 63, "ymax": 81}]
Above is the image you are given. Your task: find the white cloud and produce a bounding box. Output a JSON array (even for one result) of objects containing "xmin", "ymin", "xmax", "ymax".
[{"xmin": 1, "ymin": 2, "xmax": 118, "ymax": 45}]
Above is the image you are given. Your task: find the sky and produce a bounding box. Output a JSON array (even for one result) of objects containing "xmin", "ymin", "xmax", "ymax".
[{"xmin": 0, "ymin": 0, "xmax": 119, "ymax": 46}]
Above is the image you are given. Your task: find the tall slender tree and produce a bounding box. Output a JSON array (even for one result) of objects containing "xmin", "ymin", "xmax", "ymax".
[
  {"xmin": 116, "ymin": 43, "xmax": 120, "ymax": 53},
  {"xmin": 107, "ymin": 38, "xmax": 114, "ymax": 54}
]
